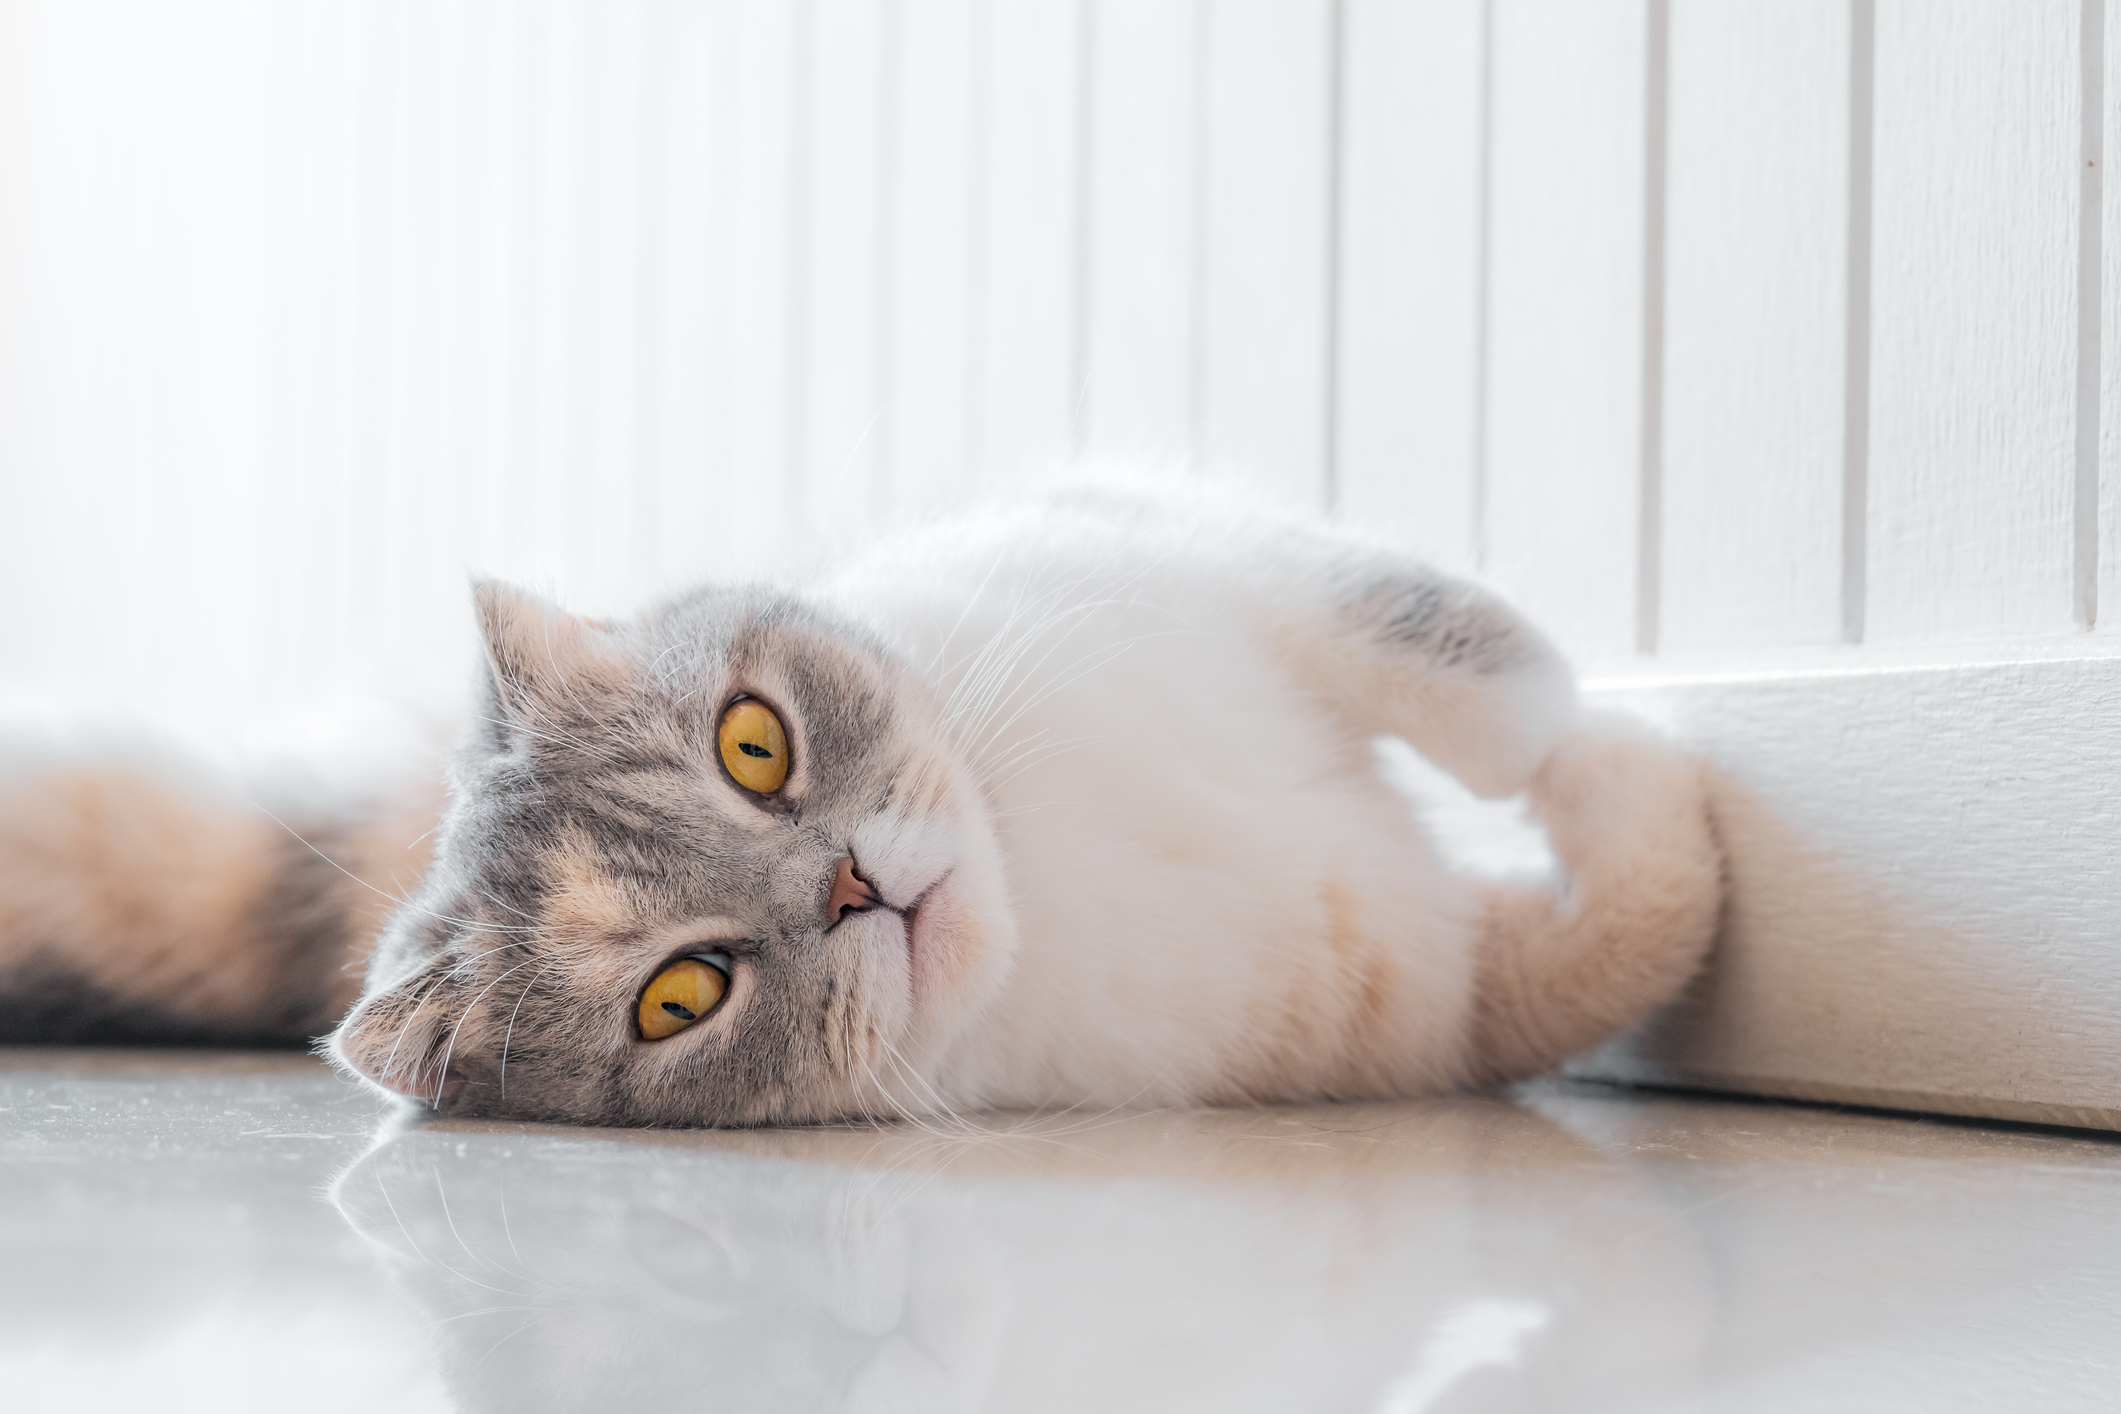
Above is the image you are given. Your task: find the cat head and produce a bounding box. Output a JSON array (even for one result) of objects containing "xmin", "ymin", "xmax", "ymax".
[{"xmin": 327, "ymin": 580, "xmax": 1016, "ymax": 1126}]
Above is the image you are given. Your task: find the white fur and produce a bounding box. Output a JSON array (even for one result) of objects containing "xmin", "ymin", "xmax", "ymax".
[{"xmin": 821, "ymin": 486, "xmax": 1720, "ymax": 1115}]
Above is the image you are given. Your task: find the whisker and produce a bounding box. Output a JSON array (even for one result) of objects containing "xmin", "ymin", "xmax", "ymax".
[
  {"xmin": 434, "ymin": 955, "xmax": 549, "ymax": 1106},
  {"xmin": 499, "ymin": 961, "xmax": 560, "ymax": 1104}
]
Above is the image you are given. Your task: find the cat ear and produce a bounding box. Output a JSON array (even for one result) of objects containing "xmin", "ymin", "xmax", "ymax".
[
  {"xmin": 328, "ymin": 953, "xmax": 467, "ymax": 1106},
  {"xmin": 472, "ymin": 580, "xmax": 627, "ymax": 723}
]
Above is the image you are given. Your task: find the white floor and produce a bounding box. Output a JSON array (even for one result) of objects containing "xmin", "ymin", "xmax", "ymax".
[{"xmin": 2, "ymin": 1048, "xmax": 2115, "ymax": 1413}]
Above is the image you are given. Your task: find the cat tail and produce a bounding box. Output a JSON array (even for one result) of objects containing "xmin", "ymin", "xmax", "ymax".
[
  {"xmin": 1471, "ymin": 711, "xmax": 1723, "ymax": 1084},
  {"xmin": 0, "ymin": 730, "xmax": 439, "ymax": 1046}
]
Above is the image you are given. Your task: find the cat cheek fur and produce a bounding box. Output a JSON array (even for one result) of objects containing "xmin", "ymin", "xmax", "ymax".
[
  {"xmin": 842, "ymin": 764, "xmax": 1019, "ymax": 1069},
  {"xmin": 329, "ymin": 955, "xmax": 470, "ymax": 1106}
]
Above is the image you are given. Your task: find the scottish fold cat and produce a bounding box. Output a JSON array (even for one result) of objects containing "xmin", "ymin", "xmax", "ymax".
[{"xmin": 0, "ymin": 485, "xmax": 1719, "ymax": 1125}]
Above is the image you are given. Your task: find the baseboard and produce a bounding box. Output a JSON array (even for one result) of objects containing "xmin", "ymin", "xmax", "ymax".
[{"xmin": 1574, "ymin": 652, "xmax": 2121, "ymax": 1134}]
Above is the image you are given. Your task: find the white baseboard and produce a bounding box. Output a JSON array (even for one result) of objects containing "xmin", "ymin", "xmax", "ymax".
[{"xmin": 1573, "ymin": 651, "xmax": 2121, "ymax": 1133}]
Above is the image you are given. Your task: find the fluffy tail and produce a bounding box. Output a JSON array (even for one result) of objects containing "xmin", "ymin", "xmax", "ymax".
[
  {"xmin": 0, "ymin": 735, "xmax": 439, "ymax": 1046},
  {"xmin": 1472, "ymin": 712, "xmax": 1723, "ymax": 1083}
]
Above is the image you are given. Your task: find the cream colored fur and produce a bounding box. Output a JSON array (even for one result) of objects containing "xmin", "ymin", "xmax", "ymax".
[
  {"xmin": 0, "ymin": 724, "xmax": 439, "ymax": 1042},
  {"xmin": 0, "ymin": 765, "xmax": 297, "ymax": 1026}
]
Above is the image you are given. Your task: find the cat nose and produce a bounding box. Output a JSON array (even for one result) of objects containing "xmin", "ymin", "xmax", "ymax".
[{"xmin": 826, "ymin": 856, "xmax": 879, "ymax": 924}]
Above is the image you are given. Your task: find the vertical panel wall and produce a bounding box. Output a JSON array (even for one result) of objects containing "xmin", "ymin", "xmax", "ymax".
[
  {"xmin": 1196, "ymin": 0, "xmax": 1334, "ymax": 505},
  {"xmin": 975, "ymin": 0, "xmax": 1083, "ymax": 489},
  {"xmin": 1333, "ymin": 0, "xmax": 1484, "ymax": 567},
  {"xmin": 0, "ymin": 0, "xmax": 276, "ymax": 711},
  {"xmin": 887, "ymin": 0, "xmax": 980, "ymax": 513},
  {"xmin": 635, "ymin": 3, "xmax": 739, "ymax": 591},
  {"xmin": 801, "ymin": 0, "xmax": 890, "ymax": 529},
  {"xmin": 1079, "ymin": 0, "xmax": 1199, "ymax": 467},
  {"xmin": 0, "ymin": 0, "xmax": 2116, "ymax": 722},
  {"xmin": 1864, "ymin": 0, "xmax": 2083, "ymax": 643},
  {"xmin": 722, "ymin": 1, "xmax": 802, "ymax": 556},
  {"xmin": 1659, "ymin": 0, "xmax": 1849, "ymax": 653},
  {"xmin": 1482, "ymin": 0, "xmax": 1648, "ymax": 662}
]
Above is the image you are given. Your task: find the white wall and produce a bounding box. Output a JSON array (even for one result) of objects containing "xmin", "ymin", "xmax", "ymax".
[{"xmin": 0, "ymin": 0, "xmax": 2113, "ymax": 727}]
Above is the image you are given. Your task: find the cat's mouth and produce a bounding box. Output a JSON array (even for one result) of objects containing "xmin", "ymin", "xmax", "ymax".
[{"xmin": 891, "ymin": 871, "xmax": 952, "ymax": 991}]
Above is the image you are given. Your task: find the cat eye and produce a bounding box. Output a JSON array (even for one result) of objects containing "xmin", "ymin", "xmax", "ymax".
[
  {"xmin": 637, "ymin": 954, "xmax": 731, "ymax": 1040},
  {"xmin": 718, "ymin": 697, "xmax": 789, "ymax": 794}
]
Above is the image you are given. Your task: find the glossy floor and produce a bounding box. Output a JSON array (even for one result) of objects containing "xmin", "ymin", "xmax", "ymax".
[{"xmin": 2, "ymin": 1049, "xmax": 2116, "ymax": 1413}]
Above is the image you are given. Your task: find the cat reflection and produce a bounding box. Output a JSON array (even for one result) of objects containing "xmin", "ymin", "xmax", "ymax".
[{"xmin": 331, "ymin": 1102, "xmax": 1715, "ymax": 1413}]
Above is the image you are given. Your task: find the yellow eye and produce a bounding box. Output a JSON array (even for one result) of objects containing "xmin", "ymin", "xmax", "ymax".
[
  {"xmin": 638, "ymin": 957, "xmax": 730, "ymax": 1040},
  {"xmin": 718, "ymin": 698, "xmax": 789, "ymax": 794}
]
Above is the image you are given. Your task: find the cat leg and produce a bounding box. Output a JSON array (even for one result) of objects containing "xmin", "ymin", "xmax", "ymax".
[
  {"xmin": 1471, "ymin": 712, "xmax": 1722, "ymax": 1082},
  {"xmin": 1261, "ymin": 545, "xmax": 1579, "ymax": 799}
]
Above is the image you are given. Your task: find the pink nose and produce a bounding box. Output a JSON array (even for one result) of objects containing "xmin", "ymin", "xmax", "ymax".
[{"xmin": 827, "ymin": 856, "xmax": 879, "ymax": 924}]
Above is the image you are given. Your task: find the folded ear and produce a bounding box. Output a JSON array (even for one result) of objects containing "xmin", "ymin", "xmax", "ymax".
[
  {"xmin": 472, "ymin": 580, "xmax": 628, "ymax": 724},
  {"xmin": 327, "ymin": 953, "xmax": 467, "ymax": 1107}
]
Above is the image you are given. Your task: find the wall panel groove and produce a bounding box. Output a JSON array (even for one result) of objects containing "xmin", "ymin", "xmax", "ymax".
[
  {"xmin": 1843, "ymin": 0, "xmax": 1875, "ymax": 645},
  {"xmin": 1637, "ymin": 0, "xmax": 1668, "ymax": 657},
  {"xmin": 2105, "ymin": 0, "xmax": 2121, "ymax": 629},
  {"xmin": 2076, "ymin": 0, "xmax": 2106, "ymax": 629}
]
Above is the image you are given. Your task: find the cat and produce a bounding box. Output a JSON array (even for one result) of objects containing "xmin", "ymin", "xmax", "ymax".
[{"xmin": 0, "ymin": 483, "xmax": 1721, "ymax": 1126}]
